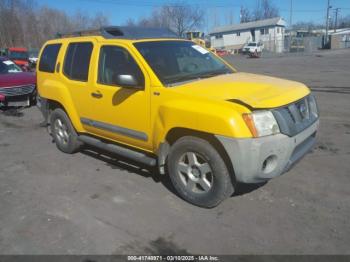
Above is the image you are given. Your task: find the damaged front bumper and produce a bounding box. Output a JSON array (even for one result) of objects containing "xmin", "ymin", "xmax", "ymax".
[{"xmin": 216, "ymin": 120, "xmax": 319, "ymax": 183}]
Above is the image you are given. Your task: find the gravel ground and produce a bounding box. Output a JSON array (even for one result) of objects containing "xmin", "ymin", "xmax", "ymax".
[{"xmin": 0, "ymin": 49, "xmax": 349, "ymax": 255}]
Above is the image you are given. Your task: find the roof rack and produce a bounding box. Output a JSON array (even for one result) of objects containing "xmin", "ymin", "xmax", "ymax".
[{"xmin": 56, "ymin": 26, "xmax": 178, "ymax": 40}]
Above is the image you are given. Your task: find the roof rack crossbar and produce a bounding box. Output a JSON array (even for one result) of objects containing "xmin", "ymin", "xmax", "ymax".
[{"xmin": 56, "ymin": 26, "xmax": 178, "ymax": 40}]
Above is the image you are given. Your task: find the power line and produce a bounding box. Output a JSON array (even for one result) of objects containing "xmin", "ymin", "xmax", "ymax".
[
  {"xmin": 79, "ymin": 0, "xmax": 241, "ymax": 8},
  {"xmin": 289, "ymin": 0, "xmax": 293, "ymax": 28},
  {"xmin": 78, "ymin": 0, "xmax": 344, "ymax": 12},
  {"xmin": 333, "ymin": 8, "xmax": 340, "ymax": 32},
  {"xmin": 325, "ymin": 0, "xmax": 331, "ymax": 47}
]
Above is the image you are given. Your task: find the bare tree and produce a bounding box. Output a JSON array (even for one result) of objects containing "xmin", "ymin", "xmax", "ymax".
[
  {"xmin": 0, "ymin": 0, "xmax": 110, "ymax": 49},
  {"xmin": 226, "ymin": 9, "xmax": 234, "ymax": 25},
  {"xmin": 72, "ymin": 10, "xmax": 91, "ymax": 30},
  {"xmin": 91, "ymin": 12, "xmax": 109, "ymax": 28},
  {"xmin": 125, "ymin": 18, "xmax": 136, "ymax": 27},
  {"xmin": 240, "ymin": 6, "xmax": 252, "ymax": 23},
  {"xmin": 129, "ymin": 2, "xmax": 204, "ymax": 37},
  {"xmin": 165, "ymin": 4, "xmax": 204, "ymax": 36},
  {"xmin": 292, "ymin": 21, "xmax": 323, "ymax": 31},
  {"xmin": 338, "ymin": 15, "xmax": 350, "ymax": 28},
  {"xmin": 253, "ymin": 0, "xmax": 279, "ymax": 21},
  {"xmin": 0, "ymin": 0, "xmax": 25, "ymax": 47},
  {"xmin": 240, "ymin": 0, "xmax": 279, "ymax": 23},
  {"xmin": 261, "ymin": 0, "xmax": 279, "ymax": 19}
]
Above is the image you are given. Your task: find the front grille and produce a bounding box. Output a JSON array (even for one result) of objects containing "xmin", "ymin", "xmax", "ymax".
[
  {"xmin": 272, "ymin": 95, "xmax": 318, "ymax": 137},
  {"xmin": 0, "ymin": 84, "xmax": 36, "ymax": 97}
]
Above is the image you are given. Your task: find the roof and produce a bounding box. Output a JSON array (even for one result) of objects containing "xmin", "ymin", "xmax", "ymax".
[
  {"xmin": 329, "ymin": 28, "xmax": 350, "ymax": 35},
  {"xmin": 57, "ymin": 26, "xmax": 178, "ymax": 40},
  {"xmin": 210, "ymin": 17, "xmax": 285, "ymax": 34}
]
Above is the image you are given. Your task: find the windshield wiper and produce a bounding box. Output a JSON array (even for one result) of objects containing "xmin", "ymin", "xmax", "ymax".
[
  {"xmin": 165, "ymin": 69, "xmax": 232, "ymax": 86},
  {"xmin": 197, "ymin": 69, "xmax": 232, "ymax": 79}
]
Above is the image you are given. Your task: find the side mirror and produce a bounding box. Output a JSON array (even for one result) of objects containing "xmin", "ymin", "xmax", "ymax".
[{"xmin": 114, "ymin": 74, "xmax": 143, "ymax": 89}]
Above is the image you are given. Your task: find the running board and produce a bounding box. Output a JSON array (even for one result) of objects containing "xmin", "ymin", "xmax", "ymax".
[{"xmin": 78, "ymin": 135, "xmax": 156, "ymax": 166}]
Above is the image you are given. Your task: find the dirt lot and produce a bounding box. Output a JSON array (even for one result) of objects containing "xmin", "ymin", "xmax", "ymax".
[{"xmin": 0, "ymin": 49, "xmax": 349, "ymax": 255}]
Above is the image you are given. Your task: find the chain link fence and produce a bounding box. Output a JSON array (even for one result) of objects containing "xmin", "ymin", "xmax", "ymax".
[{"xmin": 260, "ymin": 36, "xmax": 324, "ymax": 57}]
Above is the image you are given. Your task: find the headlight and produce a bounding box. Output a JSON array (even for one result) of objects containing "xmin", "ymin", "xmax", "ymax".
[
  {"xmin": 308, "ymin": 95, "xmax": 318, "ymax": 118},
  {"xmin": 243, "ymin": 110, "xmax": 280, "ymax": 137}
]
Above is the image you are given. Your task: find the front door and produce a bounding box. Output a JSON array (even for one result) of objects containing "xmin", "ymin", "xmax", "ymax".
[{"xmin": 80, "ymin": 43, "xmax": 151, "ymax": 151}]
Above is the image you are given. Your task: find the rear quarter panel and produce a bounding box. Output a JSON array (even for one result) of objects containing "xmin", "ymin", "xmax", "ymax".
[{"xmin": 37, "ymin": 39, "xmax": 84, "ymax": 132}]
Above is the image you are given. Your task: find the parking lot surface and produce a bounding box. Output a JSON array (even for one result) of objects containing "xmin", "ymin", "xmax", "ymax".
[{"xmin": 0, "ymin": 50, "xmax": 349, "ymax": 254}]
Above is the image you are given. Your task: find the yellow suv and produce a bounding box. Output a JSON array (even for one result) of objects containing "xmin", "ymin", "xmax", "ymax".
[{"xmin": 37, "ymin": 26, "xmax": 319, "ymax": 207}]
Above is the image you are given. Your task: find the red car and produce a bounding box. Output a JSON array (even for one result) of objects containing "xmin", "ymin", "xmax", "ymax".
[
  {"xmin": 215, "ymin": 49, "xmax": 229, "ymax": 57},
  {"xmin": 0, "ymin": 57, "xmax": 36, "ymax": 108},
  {"xmin": 6, "ymin": 47, "xmax": 29, "ymax": 69}
]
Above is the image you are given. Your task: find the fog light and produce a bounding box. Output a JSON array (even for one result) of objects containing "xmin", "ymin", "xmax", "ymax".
[{"xmin": 262, "ymin": 155, "xmax": 278, "ymax": 174}]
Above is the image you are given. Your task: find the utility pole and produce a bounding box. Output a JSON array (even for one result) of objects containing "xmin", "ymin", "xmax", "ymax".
[
  {"xmin": 334, "ymin": 8, "xmax": 340, "ymax": 32},
  {"xmin": 289, "ymin": 0, "xmax": 293, "ymax": 52},
  {"xmin": 289, "ymin": 0, "xmax": 293, "ymax": 29},
  {"xmin": 325, "ymin": 0, "xmax": 332, "ymax": 47}
]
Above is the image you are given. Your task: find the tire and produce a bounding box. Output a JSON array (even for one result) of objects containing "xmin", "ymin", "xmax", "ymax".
[
  {"xmin": 50, "ymin": 108, "xmax": 82, "ymax": 154},
  {"xmin": 167, "ymin": 136, "xmax": 235, "ymax": 208}
]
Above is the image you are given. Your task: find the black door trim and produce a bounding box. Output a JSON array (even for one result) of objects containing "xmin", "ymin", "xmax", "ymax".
[{"xmin": 80, "ymin": 117, "xmax": 148, "ymax": 141}]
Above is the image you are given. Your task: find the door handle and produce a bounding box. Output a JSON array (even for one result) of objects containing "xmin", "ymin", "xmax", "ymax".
[{"xmin": 91, "ymin": 91, "xmax": 103, "ymax": 99}]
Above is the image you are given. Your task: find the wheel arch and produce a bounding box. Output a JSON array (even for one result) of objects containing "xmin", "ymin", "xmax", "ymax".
[
  {"xmin": 158, "ymin": 127, "xmax": 236, "ymax": 184},
  {"xmin": 46, "ymin": 99, "xmax": 83, "ymax": 132},
  {"xmin": 46, "ymin": 98, "xmax": 83, "ymax": 132}
]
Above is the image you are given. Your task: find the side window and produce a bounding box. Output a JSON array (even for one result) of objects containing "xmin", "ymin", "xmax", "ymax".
[
  {"xmin": 39, "ymin": 44, "xmax": 61, "ymax": 73},
  {"xmin": 64, "ymin": 42, "xmax": 93, "ymax": 82},
  {"xmin": 98, "ymin": 45, "xmax": 144, "ymax": 87}
]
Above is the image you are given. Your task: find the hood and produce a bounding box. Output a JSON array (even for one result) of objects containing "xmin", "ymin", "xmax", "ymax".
[
  {"xmin": 173, "ymin": 72, "xmax": 310, "ymax": 109},
  {"xmin": 0, "ymin": 72, "xmax": 36, "ymax": 88}
]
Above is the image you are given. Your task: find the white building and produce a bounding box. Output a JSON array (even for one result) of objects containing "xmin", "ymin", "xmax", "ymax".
[
  {"xmin": 330, "ymin": 28, "xmax": 350, "ymax": 49},
  {"xmin": 210, "ymin": 17, "xmax": 286, "ymax": 53}
]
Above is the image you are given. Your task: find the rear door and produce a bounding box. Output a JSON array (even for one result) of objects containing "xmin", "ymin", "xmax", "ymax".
[{"xmin": 59, "ymin": 40, "xmax": 96, "ymax": 122}]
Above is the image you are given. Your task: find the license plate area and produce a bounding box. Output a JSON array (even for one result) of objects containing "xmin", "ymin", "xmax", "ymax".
[{"xmin": 7, "ymin": 98, "xmax": 30, "ymax": 107}]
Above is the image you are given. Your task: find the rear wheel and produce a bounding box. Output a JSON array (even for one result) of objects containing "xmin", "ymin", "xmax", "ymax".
[
  {"xmin": 50, "ymin": 108, "xmax": 82, "ymax": 154},
  {"xmin": 167, "ymin": 136, "xmax": 234, "ymax": 208}
]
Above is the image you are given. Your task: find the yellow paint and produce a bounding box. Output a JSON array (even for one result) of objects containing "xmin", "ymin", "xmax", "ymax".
[{"xmin": 37, "ymin": 36, "xmax": 310, "ymax": 154}]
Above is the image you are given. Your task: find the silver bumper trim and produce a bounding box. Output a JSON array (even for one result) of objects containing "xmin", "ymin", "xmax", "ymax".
[{"xmin": 216, "ymin": 120, "xmax": 319, "ymax": 183}]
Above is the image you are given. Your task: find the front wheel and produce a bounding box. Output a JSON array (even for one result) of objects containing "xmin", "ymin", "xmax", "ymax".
[{"xmin": 167, "ymin": 136, "xmax": 235, "ymax": 208}]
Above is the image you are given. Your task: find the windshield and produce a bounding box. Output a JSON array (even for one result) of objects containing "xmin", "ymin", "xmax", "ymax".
[
  {"xmin": 247, "ymin": 43, "xmax": 257, "ymax": 47},
  {"xmin": 0, "ymin": 60, "xmax": 23, "ymax": 74},
  {"xmin": 134, "ymin": 41, "xmax": 233, "ymax": 86},
  {"xmin": 9, "ymin": 51, "xmax": 28, "ymax": 60}
]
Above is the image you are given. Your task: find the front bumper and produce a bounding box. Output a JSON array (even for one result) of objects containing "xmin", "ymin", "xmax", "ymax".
[
  {"xmin": 0, "ymin": 85, "xmax": 36, "ymax": 107},
  {"xmin": 216, "ymin": 120, "xmax": 319, "ymax": 183}
]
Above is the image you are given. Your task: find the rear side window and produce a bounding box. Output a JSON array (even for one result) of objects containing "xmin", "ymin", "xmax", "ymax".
[
  {"xmin": 63, "ymin": 42, "xmax": 93, "ymax": 82},
  {"xmin": 39, "ymin": 44, "xmax": 61, "ymax": 73}
]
